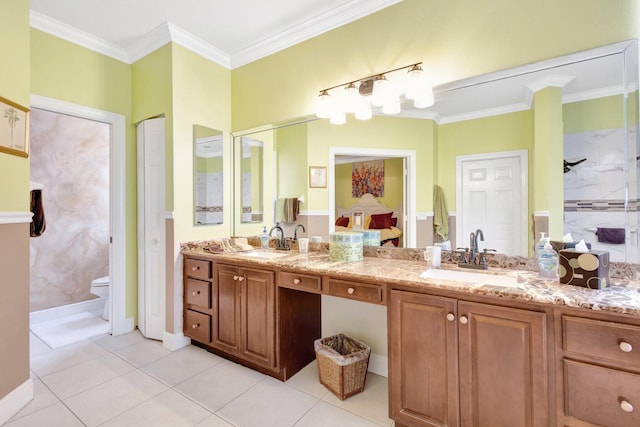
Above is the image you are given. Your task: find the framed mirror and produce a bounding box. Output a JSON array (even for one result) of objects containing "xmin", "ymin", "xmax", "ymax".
[
  {"xmin": 240, "ymin": 136, "xmax": 264, "ymax": 223},
  {"xmin": 193, "ymin": 125, "xmax": 223, "ymax": 225}
]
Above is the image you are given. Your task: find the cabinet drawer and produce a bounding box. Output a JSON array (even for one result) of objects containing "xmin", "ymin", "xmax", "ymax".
[
  {"xmin": 185, "ymin": 278, "xmax": 211, "ymax": 309},
  {"xmin": 563, "ymin": 316, "xmax": 640, "ymax": 365},
  {"xmin": 564, "ymin": 359, "xmax": 640, "ymax": 427},
  {"xmin": 325, "ymin": 278, "xmax": 383, "ymax": 304},
  {"xmin": 184, "ymin": 309, "xmax": 211, "ymax": 343},
  {"xmin": 279, "ymin": 271, "xmax": 321, "ymax": 292},
  {"xmin": 185, "ymin": 258, "xmax": 211, "ymax": 280}
]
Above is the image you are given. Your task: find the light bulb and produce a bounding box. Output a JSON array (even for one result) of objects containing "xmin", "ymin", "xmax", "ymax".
[
  {"xmin": 343, "ymin": 83, "xmax": 359, "ymax": 113},
  {"xmin": 316, "ymin": 90, "xmax": 332, "ymax": 118},
  {"xmin": 371, "ymin": 75, "xmax": 389, "ymax": 107},
  {"xmin": 405, "ymin": 64, "xmax": 424, "ymax": 100}
]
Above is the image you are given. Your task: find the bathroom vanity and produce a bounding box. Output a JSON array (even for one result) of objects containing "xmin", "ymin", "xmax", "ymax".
[{"xmin": 181, "ymin": 247, "xmax": 640, "ymax": 427}]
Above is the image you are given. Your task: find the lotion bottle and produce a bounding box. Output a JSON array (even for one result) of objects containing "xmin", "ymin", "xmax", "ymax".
[
  {"xmin": 261, "ymin": 226, "xmax": 269, "ymax": 249},
  {"xmin": 538, "ymin": 242, "xmax": 559, "ymax": 280}
]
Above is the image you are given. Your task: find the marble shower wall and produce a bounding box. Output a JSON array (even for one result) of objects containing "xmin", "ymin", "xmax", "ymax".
[
  {"xmin": 564, "ymin": 127, "xmax": 638, "ymax": 263},
  {"xmin": 29, "ymin": 109, "xmax": 110, "ymax": 312}
]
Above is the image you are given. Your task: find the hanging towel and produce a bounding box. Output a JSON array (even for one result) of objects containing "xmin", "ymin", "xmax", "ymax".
[
  {"xmin": 433, "ymin": 185, "xmax": 449, "ymax": 240},
  {"xmin": 30, "ymin": 189, "xmax": 46, "ymax": 237},
  {"xmin": 282, "ymin": 198, "xmax": 300, "ymax": 223},
  {"xmin": 596, "ymin": 227, "xmax": 625, "ymax": 244},
  {"xmin": 275, "ymin": 198, "xmax": 285, "ymax": 222}
]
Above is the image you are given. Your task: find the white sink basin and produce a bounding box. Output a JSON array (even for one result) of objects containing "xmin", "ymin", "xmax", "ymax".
[
  {"xmin": 236, "ymin": 250, "xmax": 291, "ymax": 259},
  {"xmin": 420, "ymin": 268, "xmax": 519, "ymax": 288}
]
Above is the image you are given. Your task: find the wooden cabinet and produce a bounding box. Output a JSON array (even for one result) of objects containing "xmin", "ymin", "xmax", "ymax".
[
  {"xmin": 558, "ymin": 313, "xmax": 640, "ymax": 426},
  {"xmin": 324, "ymin": 277, "xmax": 385, "ymax": 304},
  {"xmin": 389, "ymin": 290, "xmax": 548, "ymax": 427}
]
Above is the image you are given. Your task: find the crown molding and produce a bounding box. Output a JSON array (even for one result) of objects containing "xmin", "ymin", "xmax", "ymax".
[
  {"xmin": 30, "ymin": 11, "xmax": 130, "ymax": 63},
  {"xmin": 562, "ymin": 84, "xmax": 626, "ymax": 104},
  {"xmin": 230, "ymin": 0, "xmax": 403, "ymax": 68},
  {"xmin": 436, "ymin": 102, "xmax": 530, "ymax": 125}
]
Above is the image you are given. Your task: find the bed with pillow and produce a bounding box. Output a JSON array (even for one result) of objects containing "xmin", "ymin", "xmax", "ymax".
[{"xmin": 334, "ymin": 193, "xmax": 403, "ymax": 247}]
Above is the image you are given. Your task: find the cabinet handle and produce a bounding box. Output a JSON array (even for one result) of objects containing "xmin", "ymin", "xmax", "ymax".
[
  {"xmin": 293, "ymin": 278, "xmax": 301, "ymax": 285},
  {"xmin": 238, "ymin": 276, "xmax": 245, "ymax": 282},
  {"xmin": 446, "ymin": 313, "xmax": 455, "ymax": 322},
  {"xmin": 233, "ymin": 275, "xmax": 239, "ymax": 280},
  {"xmin": 191, "ymin": 323, "xmax": 200, "ymax": 329},
  {"xmin": 191, "ymin": 291, "xmax": 200, "ymax": 296},
  {"xmin": 619, "ymin": 341, "xmax": 633, "ymax": 353},
  {"xmin": 459, "ymin": 316, "xmax": 468, "ymax": 325},
  {"xmin": 347, "ymin": 287, "xmax": 355, "ymax": 295},
  {"xmin": 620, "ymin": 400, "xmax": 634, "ymax": 413},
  {"xmin": 192, "ymin": 266, "xmax": 199, "ymax": 271}
]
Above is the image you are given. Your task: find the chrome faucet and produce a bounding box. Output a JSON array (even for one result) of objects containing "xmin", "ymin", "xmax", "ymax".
[
  {"xmin": 294, "ymin": 224, "xmax": 306, "ymax": 240},
  {"xmin": 269, "ymin": 224, "xmax": 289, "ymax": 250},
  {"xmin": 458, "ymin": 229, "xmax": 492, "ymax": 269},
  {"xmin": 469, "ymin": 229, "xmax": 484, "ymax": 264}
]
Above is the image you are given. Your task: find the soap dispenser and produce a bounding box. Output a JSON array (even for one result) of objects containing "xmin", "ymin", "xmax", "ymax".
[
  {"xmin": 261, "ymin": 226, "xmax": 269, "ymax": 249},
  {"xmin": 535, "ymin": 232, "xmax": 547, "ymax": 260},
  {"xmin": 538, "ymin": 242, "xmax": 558, "ymax": 280}
]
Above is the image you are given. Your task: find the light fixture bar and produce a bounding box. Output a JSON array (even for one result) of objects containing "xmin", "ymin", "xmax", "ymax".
[{"xmin": 318, "ymin": 62, "xmax": 423, "ymax": 94}]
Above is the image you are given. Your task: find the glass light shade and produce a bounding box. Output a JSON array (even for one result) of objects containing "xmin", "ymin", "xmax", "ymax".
[
  {"xmin": 316, "ymin": 91, "xmax": 332, "ymax": 118},
  {"xmin": 354, "ymin": 100, "xmax": 372, "ymax": 120},
  {"xmin": 414, "ymin": 88, "xmax": 435, "ymax": 108},
  {"xmin": 330, "ymin": 111, "xmax": 346, "ymax": 125},
  {"xmin": 371, "ymin": 75, "xmax": 389, "ymax": 107},
  {"xmin": 405, "ymin": 64, "xmax": 424, "ymax": 100},
  {"xmin": 382, "ymin": 99, "xmax": 401, "ymax": 115},
  {"xmin": 343, "ymin": 83, "xmax": 359, "ymax": 113}
]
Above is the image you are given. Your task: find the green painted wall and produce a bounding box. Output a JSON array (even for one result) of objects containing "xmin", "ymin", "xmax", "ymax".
[
  {"xmin": 231, "ymin": 0, "xmax": 638, "ymax": 131},
  {"xmin": 275, "ymin": 123, "xmax": 308, "ymax": 201},
  {"xmin": 563, "ymin": 95, "xmax": 625, "ymax": 133},
  {"xmin": 335, "ymin": 158, "xmax": 404, "ymax": 214}
]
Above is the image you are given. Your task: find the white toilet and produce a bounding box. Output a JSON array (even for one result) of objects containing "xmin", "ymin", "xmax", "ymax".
[{"xmin": 90, "ymin": 276, "xmax": 110, "ymax": 320}]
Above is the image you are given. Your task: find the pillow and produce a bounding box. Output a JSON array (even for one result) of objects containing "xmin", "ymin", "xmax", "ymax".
[
  {"xmin": 364, "ymin": 215, "xmax": 372, "ymax": 229},
  {"xmin": 369, "ymin": 212, "xmax": 394, "ymax": 229},
  {"xmin": 335, "ymin": 216, "xmax": 349, "ymax": 227},
  {"xmin": 390, "ymin": 217, "xmax": 398, "ymax": 227}
]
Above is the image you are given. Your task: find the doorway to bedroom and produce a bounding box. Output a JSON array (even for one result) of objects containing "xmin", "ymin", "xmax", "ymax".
[{"xmin": 328, "ymin": 147, "xmax": 417, "ymax": 248}]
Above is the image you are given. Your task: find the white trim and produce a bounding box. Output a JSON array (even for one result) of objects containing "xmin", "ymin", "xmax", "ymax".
[
  {"xmin": 162, "ymin": 331, "xmax": 191, "ymax": 351},
  {"xmin": 416, "ymin": 212, "xmax": 434, "ymax": 220},
  {"xmin": 299, "ymin": 210, "xmax": 330, "ymax": 216},
  {"xmin": 167, "ymin": 23, "xmax": 230, "ymax": 69},
  {"xmin": 165, "ymin": 211, "xmax": 175, "ymax": 220},
  {"xmin": 437, "ymin": 103, "xmax": 530, "ymax": 125},
  {"xmin": 534, "ymin": 211, "xmax": 550, "ymax": 217},
  {"xmin": 456, "ymin": 150, "xmax": 528, "ymax": 257},
  {"xmin": 328, "ymin": 147, "xmax": 417, "ymax": 248},
  {"xmin": 30, "ymin": 94, "xmax": 129, "ymax": 336},
  {"xmin": 0, "ymin": 212, "xmax": 33, "ymax": 224},
  {"xmin": 563, "ymin": 85, "xmax": 627, "ymax": 104},
  {"xmin": 448, "ymin": 212, "xmax": 457, "ymax": 217},
  {"xmin": 368, "ymin": 354, "xmax": 388, "ymax": 377},
  {"xmin": 526, "ymin": 75, "xmax": 576, "ymax": 95},
  {"xmin": 30, "ymin": 299, "xmax": 105, "ymax": 325},
  {"xmin": 0, "ymin": 379, "xmax": 33, "ymax": 426},
  {"xmin": 125, "ymin": 21, "xmax": 172, "ymax": 64}
]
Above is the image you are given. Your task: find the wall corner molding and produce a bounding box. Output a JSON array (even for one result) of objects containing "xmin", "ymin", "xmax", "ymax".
[
  {"xmin": 163, "ymin": 331, "xmax": 191, "ymax": 351},
  {"xmin": 0, "ymin": 212, "xmax": 33, "ymax": 224},
  {"xmin": 0, "ymin": 379, "xmax": 33, "ymax": 425}
]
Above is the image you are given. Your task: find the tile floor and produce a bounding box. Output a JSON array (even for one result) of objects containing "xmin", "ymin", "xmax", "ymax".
[{"xmin": 6, "ymin": 330, "xmax": 394, "ymax": 426}]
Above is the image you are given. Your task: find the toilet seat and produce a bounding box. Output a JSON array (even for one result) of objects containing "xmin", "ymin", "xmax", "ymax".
[{"xmin": 92, "ymin": 276, "xmax": 109, "ymax": 287}]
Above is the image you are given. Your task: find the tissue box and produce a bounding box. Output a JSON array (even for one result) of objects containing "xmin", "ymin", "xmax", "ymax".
[
  {"xmin": 550, "ymin": 240, "xmax": 591, "ymax": 253},
  {"xmin": 558, "ymin": 250, "xmax": 610, "ymax": 289},
  {"xmin": 329, "ymin": 232, "xmax": 363, "ymax": 262}
]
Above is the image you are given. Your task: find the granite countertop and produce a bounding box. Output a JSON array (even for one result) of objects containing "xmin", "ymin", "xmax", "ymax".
[{"xmin": 181, "ymin": 245, "xmax": 640, "ymax": 317}]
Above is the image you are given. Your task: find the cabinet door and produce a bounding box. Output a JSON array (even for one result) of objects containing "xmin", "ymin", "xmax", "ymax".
[
  {"xmin": 239, "ymin": 268, "xmax": 276, "ymax": 369},
  {"xmin": 458, "ymin": 301, "xmax": 548, "ymax": 427},
  {"xmin": 389, "ymin": 290, "xmax": 459, "ymax": 427},
  {"xmin": 212, "ymin": 265, "xmax": 240, "ymax": 353}
]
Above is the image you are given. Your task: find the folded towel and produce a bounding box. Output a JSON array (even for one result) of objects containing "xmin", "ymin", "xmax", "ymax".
[
  {"xmin": 596, "ymin": 227, "xmax": 625, "ymax": 244},
  {"xmin": 433, "ymin": 185, "xmax": 449, "ymax": 240}
]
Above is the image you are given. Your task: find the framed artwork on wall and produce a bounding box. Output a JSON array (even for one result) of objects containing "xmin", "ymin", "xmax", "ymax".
[
  {"xmin": 309, "ymin": 166, "xmax": 327, "ymax": 188},
  {"xmin": 0, "ymin": 96, "xmax": 30, "ymax": 158}
]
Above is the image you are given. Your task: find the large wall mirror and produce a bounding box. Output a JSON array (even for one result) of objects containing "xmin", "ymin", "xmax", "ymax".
[
  {"xmin": 231, "ymin": 39, "xmax": 639, "ymax": 261},
  {"xmin": 240, "ymin": 136, "xmax": 264, "ymax": 223},
  {"xmin": 193, "ymin": 125, "xmax": 223, "ymax": 225}
]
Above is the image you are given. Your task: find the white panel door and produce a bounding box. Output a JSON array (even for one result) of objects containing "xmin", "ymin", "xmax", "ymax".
[
  {"xmin": 457, "ymin": 152, "xmax": 527, "ymax": 256},
  {"xmin": 137, "ymin": 118, "xmax": 165, "ymax": 340}
]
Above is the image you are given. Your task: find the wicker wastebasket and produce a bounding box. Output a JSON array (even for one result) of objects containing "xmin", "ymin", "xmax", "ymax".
[{"xmin": 314, "ymin": 334, "xmax": 371, "ymax": 400}]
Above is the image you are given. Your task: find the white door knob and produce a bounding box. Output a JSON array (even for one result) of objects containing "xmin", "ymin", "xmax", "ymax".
[
  {"xmin": 620, "ymin": 400, "xmax": 634, "ymax": 413},
  {"xmin": 446, "ymin": 313, "xmax": 455, "ymax": 321},
  {"xmin": 619, "ymin": 341, "xmax": 633, "ymax": 353},
  {"xmin": 459, "ymin": 316, "xmax": 468, "ymax": 325},
  {"xmin": 347, "ymin": 287, "xmax": 355, "ymax": 295}
]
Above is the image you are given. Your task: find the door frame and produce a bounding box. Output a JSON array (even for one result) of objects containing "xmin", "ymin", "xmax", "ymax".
[
  {"xmin": 328, "ymin": 147, "xmax": 417, "ymax": 248},
  {"xmin": 30, "ymin": 94, "xmax": 129, "ymax": 335},
  {"xmin": 455, "ymin": 150, "xmax": 528, "ymax": 256}
]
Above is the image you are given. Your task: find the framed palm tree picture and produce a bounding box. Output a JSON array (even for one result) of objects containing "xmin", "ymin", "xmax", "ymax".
[{"xmin": 0, "ymin": 96, "xmax": 30, "ymax": 158}]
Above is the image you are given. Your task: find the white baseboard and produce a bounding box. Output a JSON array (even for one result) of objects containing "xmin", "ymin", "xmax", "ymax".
[
  {"xmin": 30, "ymin": 299, "xmax": 104, "ymax": 325},
  {"xmin": 163, "ymin": 331, "xmax": 191, "ymax": 351},
  {"xmin": 0, "ymin": 379, "xmax": 33, "ymax": 425},
  {"xmin": 368, "ymin": 353, "xmax": 388, "ymax": 377}
]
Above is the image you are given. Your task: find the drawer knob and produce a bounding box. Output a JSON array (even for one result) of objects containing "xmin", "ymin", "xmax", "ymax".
[
  {"xmin": 446, "ymin": 313, "xmax": 455, "ymax": 322},
  {"xmin": 459, "ymin": 316, "xmax": 468, "ymax": 325},
  {"xmin": 238, "ymin": 276, "xmax": 245, "ymax": 282},
  {"xmin": 192, "ymin": 266, "xmax": 199, "ymax": 271},
  {"xmin": 620, "ymin": 400, "xmax": 634, "ymax": 413},
  {"xmin": 347, "ymin": 287, "xmax": 355, "ymax": 295},
  {"xmin": 233, "ymin": 275, "xmax": 239, "ymax": 280},
  {"xmin": 293, "ymin": 278, "xmax": 301, "ymax": 285},
  {"xmin": 192, "ymin": 291, "xmax": 200, "ymax": 296},
  {"xmin": 619, "ymin": 341, "xmax": 633, "ymax": 353},
  {"xmin": 191, "ymin": 323, "xmax": 200, "ymax": 329}
]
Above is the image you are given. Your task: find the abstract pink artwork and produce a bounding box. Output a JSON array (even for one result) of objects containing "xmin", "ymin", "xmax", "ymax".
[{"xmin": 352, "ymin": 160, "xmax": 384, "ymax": 197}]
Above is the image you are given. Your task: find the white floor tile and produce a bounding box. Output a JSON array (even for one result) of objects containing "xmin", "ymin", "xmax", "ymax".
[
  {"xmin": 141, "ymin": 344, "xmax": 224, "ymax": 386},
  {"xmin": 286, "ymin": 361, "xmax": 329, "ymax": 399},
  {"xmin": 175, "ymin": 360, "xmax": 265, "ymax": 412},
  {"xmin": 294, "ymin": 400, "xmax": 382, "ymax": 427},
  {"xmin": 8, "ymin": 379, "xmax": 59, "ymax": 422},
  {"xmin": 196, "ymin": 414, "xmax": 235, "ymax": 427},
  {"xmin": 30, "ymin": 340, "xmax": 109, "ymax": 377},
  {"xmin": 41, "ymin": 352, "xmax": 135, "ymax": 399},
  {"xmin": 63, "ymin": 369, "xmax": 168, "ymax": 426},
  {"xmin": 91, "ymin": 329, "xmax": 146, "ymax": 352},
  {"xmin": 113, "ymin": 338, "xmax": 172, "ymax": 367},
  {"xmin": 4, "ymin": 402, "xmax": 84, "ymax": 427},
  {"xmin": 29, "ymin": 333, "xmax": 52, "ymax": 358},
  {"xmin": 216, "ymin": 377, "xmax": 318, "ymax": 427},
  {"xmin": 101, "ymin": 389, "xmax": 212, "ymax": 427}
]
